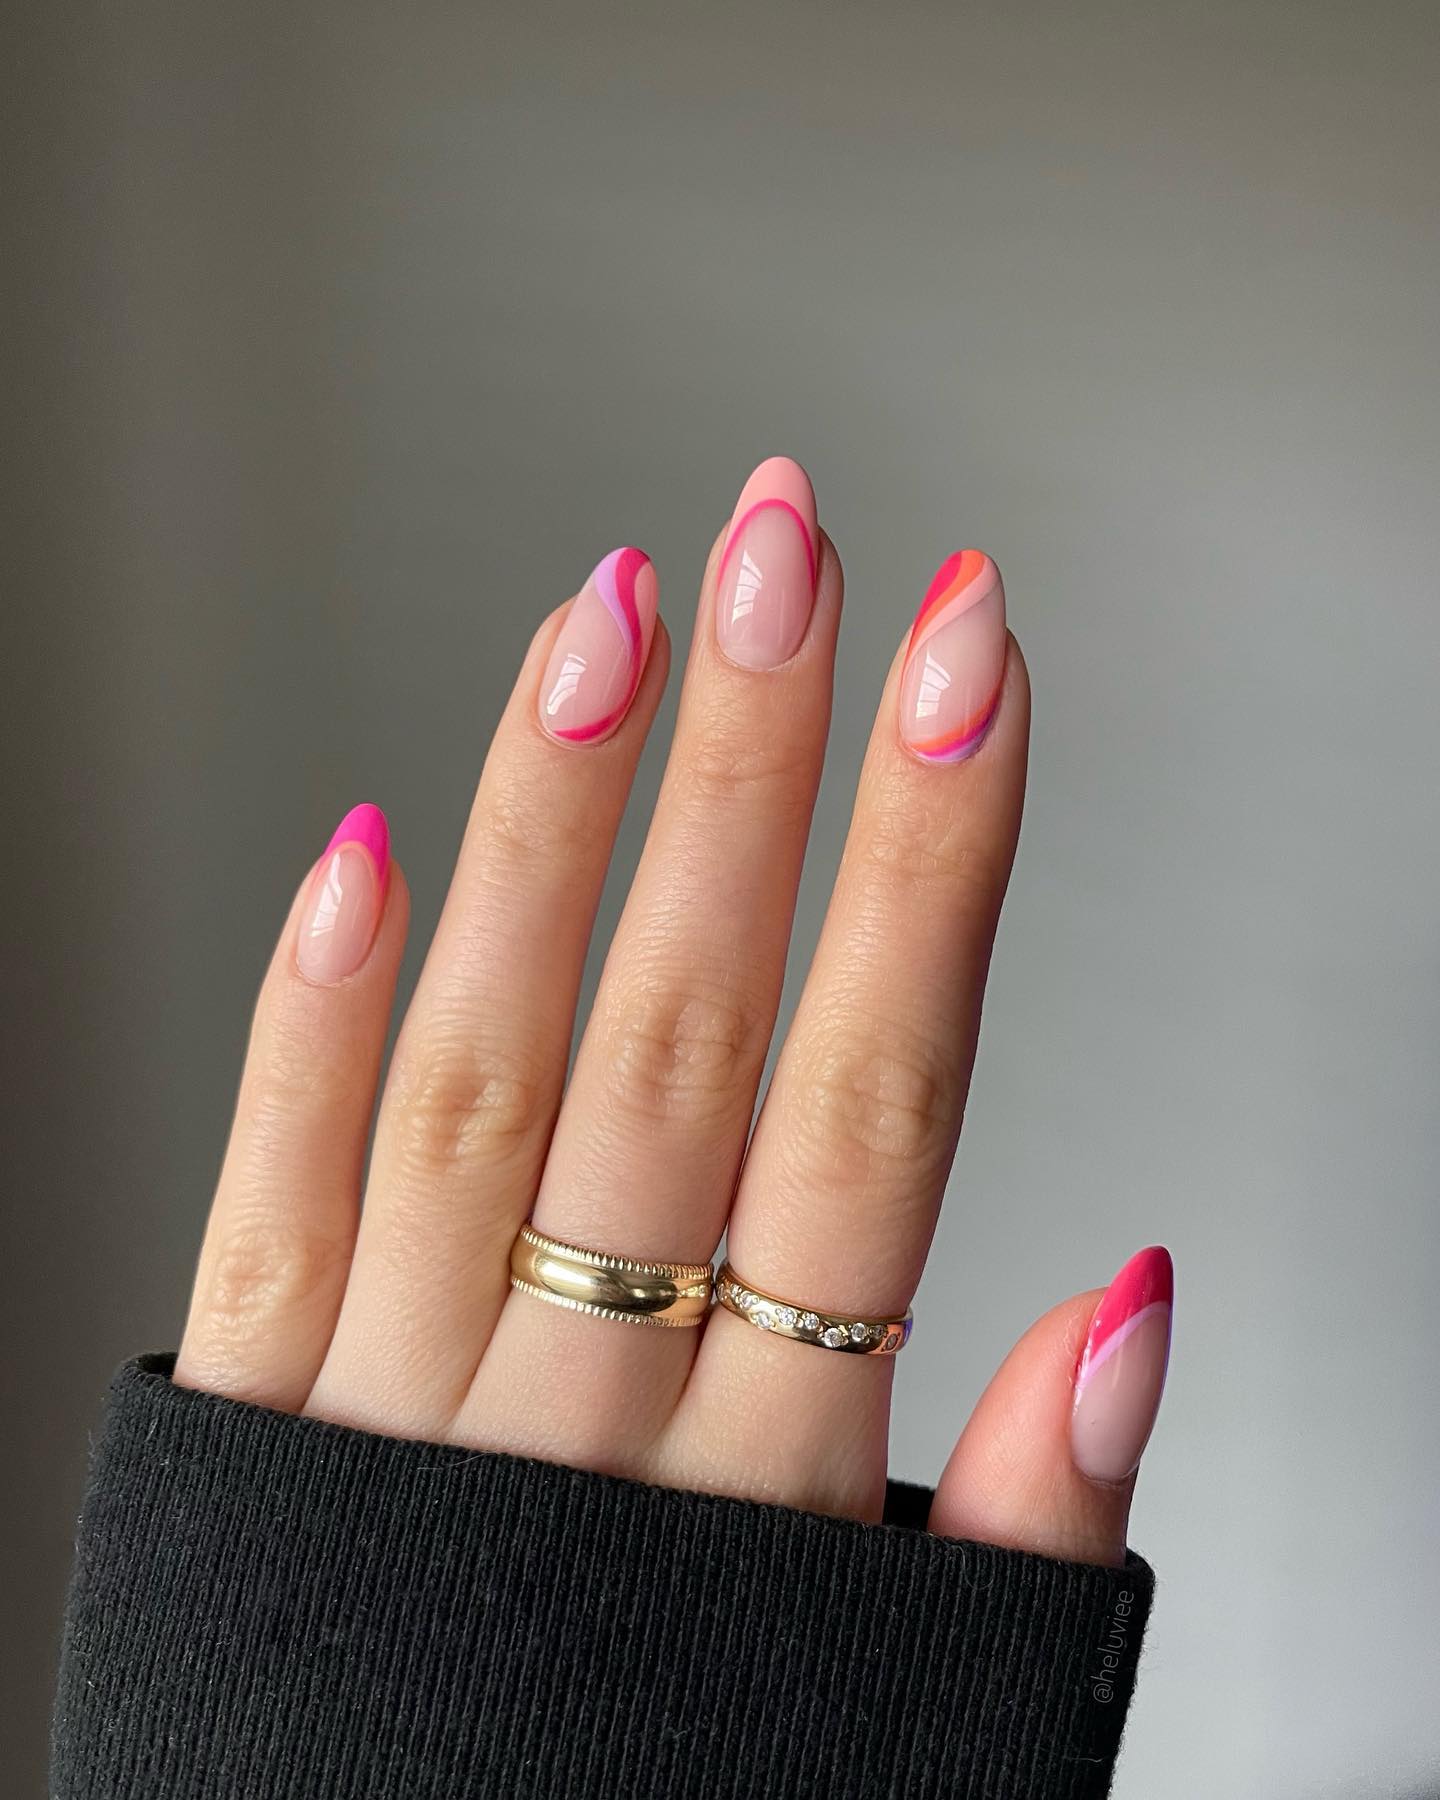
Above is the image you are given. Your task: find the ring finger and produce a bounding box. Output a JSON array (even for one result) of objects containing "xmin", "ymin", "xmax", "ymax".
[{"xmin": 673, "ymin": 551, "xmax": 1028, "ymax": 1518}]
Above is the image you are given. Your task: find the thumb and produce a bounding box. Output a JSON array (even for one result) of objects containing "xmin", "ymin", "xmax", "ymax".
[{"xmin": 929, "ymin": 1246, "xmax": 1173, "ymax": 1568}]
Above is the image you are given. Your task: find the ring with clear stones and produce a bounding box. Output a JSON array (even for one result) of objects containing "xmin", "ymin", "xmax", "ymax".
[{"xmin": 714, "ymin": 1262, "xmax": 912, "ymax": 1355}]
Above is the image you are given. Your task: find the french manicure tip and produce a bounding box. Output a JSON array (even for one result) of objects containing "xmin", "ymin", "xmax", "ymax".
[
  {"xmin": 326, "ymin": 803, "xmax": 390, "ymax": 880},
  {"xmin": 1110, "ymin": 1244, "xmax": 1174, "ymax": 1311},
  {"xmin": 714, "ymin": 458, "xmax": 820, "ymax": 671},
  {"xmin": 298, "ymin": 803, "xmax": 390, "ymax": 984},
  {"xmin": 748, "ymin": 453, "xmax": 814, "ymax": 494}
]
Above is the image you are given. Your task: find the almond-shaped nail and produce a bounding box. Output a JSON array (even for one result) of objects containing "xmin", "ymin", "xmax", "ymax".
[
  {"xmin": 1071, "ymin": 1245, "xmax": 1174, "ymax": 1485},
  {"xmin": 539, "ymin": 548, "xmax": 658, "ymax": 746},
  {"xmin": 898, "ymin": 550, "xmax": 1007, "ymax": 762},
  {"xmin": 714, "ymin": 457, "xmax": 818, "ymax": 671},
  {"xmin": 296, "ymin": 803, "xmax": 390, "ymax": 986}
]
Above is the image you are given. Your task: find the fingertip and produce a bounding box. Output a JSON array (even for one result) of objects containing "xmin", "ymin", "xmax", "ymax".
[
  {"xmin": 928, "ymin": 1283, "xmax": 1136, "ymax": 1569},
  {"xmin": 816, "ymin": 526, "xmax": 844, "ymax": 603}
]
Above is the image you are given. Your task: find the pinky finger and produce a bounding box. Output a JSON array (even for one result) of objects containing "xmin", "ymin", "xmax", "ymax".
[
  {"xmin": 175, "ymin": 804, "xmax": 408, "ymax": 1411},
  {"xmin": 929, "ymin": 1247, "xmax": 1173, "ymax": 1568}
]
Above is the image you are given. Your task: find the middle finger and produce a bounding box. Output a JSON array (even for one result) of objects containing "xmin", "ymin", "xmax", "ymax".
[{"xmin": 465, "ymin": 459, "xmax": 838, "ymax": 1463}]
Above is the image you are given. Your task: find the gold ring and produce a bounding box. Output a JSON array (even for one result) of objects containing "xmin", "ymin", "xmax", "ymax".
[
  {"xmin": 716, "ymin": 1262, "xmax": 912, "ymax": 1355},
  {"xmin": 509, "ymin": 1224, "xmax": 713, "ymax": 1327}
]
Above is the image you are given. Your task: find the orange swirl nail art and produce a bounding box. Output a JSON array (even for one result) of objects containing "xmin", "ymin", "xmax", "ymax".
[{"xmin": 898, "ymin": 550, "xmax": 1007, "ymax": 763}]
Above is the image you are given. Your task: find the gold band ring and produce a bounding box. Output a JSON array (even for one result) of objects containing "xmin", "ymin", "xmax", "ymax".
[
  {"xmin": 509, "ymin": 1224, "xmax": 713, "ymax": 1327},
  {"xmin": 716, "ymin": 1262, "xmax": 912, "ymax": 1355}
]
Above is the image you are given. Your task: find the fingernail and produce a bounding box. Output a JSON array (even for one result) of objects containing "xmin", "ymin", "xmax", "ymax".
[
  {"xmin": 714, "ymin": 457, "xmax": 818, "ymax": 671},
  {"xmin": 539, "ymin": 548, "xmax": 658, "ymax": 745},
  {"xmin": 296, "ymin": 803, "xmax": 390, "ymax": 986},
  {"xmin": 898, "ymin": 550, "xmax": 1007, "ymax": 763},
  {"xmin": 1071, "ymin": 1245, "xmax": 1174, "ymax": 1485}
]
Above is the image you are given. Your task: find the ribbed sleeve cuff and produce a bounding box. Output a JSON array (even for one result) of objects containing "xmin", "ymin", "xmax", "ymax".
[{"xmin": 54, "ymin": 1356, "xmax": 1154, "ymax": 1799}]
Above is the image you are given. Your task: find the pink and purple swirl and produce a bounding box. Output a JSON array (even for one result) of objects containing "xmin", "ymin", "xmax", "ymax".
[{"xmin": 543, "ymin": 546, "xmax": 654, "ymax": 745}]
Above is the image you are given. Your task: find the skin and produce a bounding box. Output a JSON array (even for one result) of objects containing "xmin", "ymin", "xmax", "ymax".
[{"xmin": 176, "ymin": 476, "xmax": 1146, "ymax": 1572}]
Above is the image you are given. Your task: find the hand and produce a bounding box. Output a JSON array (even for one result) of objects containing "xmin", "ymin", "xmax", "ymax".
[{"xmin": 175, "ymin": 458, "xmax": 1170, "ymax": 1568}]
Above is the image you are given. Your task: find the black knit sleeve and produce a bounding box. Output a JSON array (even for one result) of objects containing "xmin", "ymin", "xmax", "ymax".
[{"xmin": 53, "ymin": 1356, "xmax": 1154, "ymax": 1799}]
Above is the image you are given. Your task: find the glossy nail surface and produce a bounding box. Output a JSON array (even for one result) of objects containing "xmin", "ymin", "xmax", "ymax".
[
  {"xmin": 539, "ymin": 548, "xmax": 657, "ymax": 745},
  {"xmin": 714, "ymin": 457, "xmax": 818, "ymax": 671},
  {"xmin": 1071, "ymin": 1246, "xmax": 1174, "ymax": 1485},
  {"xmin": 296, "ymin": 803, "xmax": 390, "ymax": 986},
  {"xmin": 898, "ymin": 550, "xmax": 1007, "ymax": 762}
]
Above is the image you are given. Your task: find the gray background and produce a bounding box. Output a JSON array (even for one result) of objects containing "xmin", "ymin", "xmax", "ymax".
[{"xmin": 4, "ymin": 2, "xmax": 1438, "ymax": 1794}]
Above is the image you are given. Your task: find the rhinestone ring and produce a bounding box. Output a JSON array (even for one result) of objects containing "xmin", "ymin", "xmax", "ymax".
[
  {"xmin": 510, "ymin": 1224, "xmax": 713, "ymax": 1327},
  {"xmin": 715, "ymin": 1262, "xmax": 912, "ymax": 1355}
]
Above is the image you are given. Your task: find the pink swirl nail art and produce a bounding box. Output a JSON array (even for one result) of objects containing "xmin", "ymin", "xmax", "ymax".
[
  {"xmin": 539, "ymin": 547, "xmax": 658, "ymax": 746},
  {"xmin": 1071, "ymin": 1246, "xmax": 1174, "ymax": 1485},
  {"xmin": 898, "ymin": 550, "xmax": 1007, "ymax": 763}
]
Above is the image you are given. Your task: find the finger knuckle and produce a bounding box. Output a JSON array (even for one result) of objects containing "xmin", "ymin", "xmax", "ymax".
[
  {"xmin": 384, "ymin": 1034, "xmax": 550, "ymax": 1175},
  {"xmin": 201, "ymin": 1217, "xmax": 350, "ymax": 1345},
  {"xmin": 601, "ymin": 971, "xmax": 763, "ymax": 1130},
  {"xmin": 787, "ymin": 1018, "xmax": 960, "ymax": 1192}
]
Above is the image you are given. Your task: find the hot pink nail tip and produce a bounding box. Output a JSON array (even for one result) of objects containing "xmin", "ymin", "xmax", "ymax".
[
  {"xmin": 1078, "ymin": 1246, "xmax": 1172, "ymax": 1376},
  {"xmin": 326, "ymin": 802, "xmax": 390, "ymax": 886},
  {"xmin": 297, "ymin": 803, "xmax": 389, "ymax": 985},
  {"xmin": 540, "ymin": 547, "xmax": 657, "ymax": 744}
]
